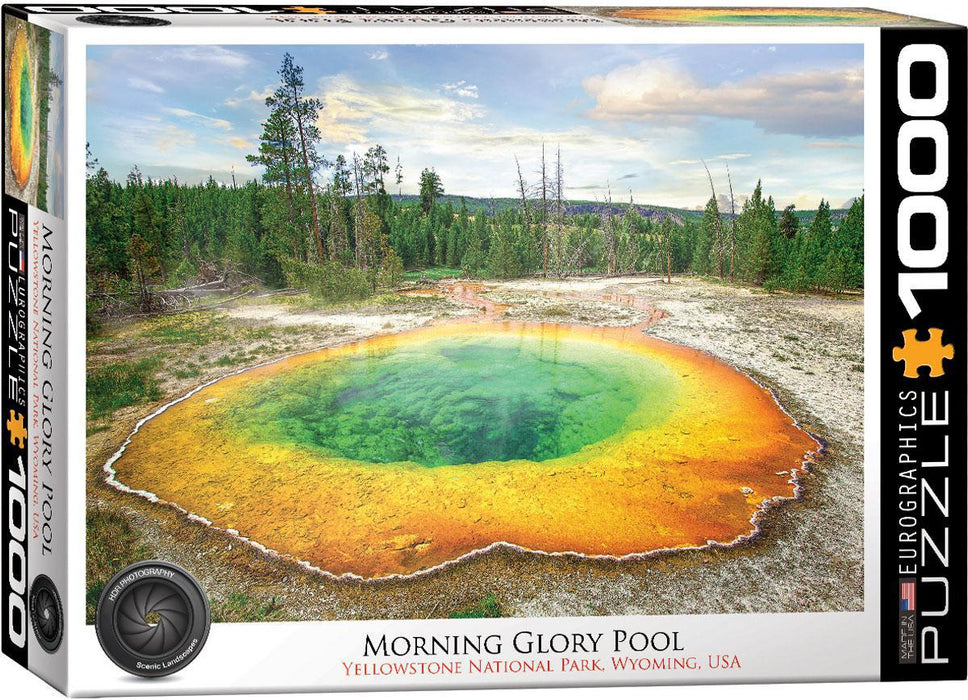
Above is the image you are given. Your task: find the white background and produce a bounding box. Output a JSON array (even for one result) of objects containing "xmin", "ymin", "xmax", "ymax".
[{"xmin": 1, "ymin": 0, "xmax": 966, "ymax": 698}]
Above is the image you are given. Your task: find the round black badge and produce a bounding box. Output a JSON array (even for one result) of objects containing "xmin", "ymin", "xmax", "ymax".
[
  {"xmin": 77, "ymin": 15, "xmax": 171, "ymax": 28},
  {"xmin": 96, "ymin": 561, "xmax": 210, "ymax": 678},
  {"xmin": 30, "ymin": 575, "xmax": 63, "ymax": 653}
]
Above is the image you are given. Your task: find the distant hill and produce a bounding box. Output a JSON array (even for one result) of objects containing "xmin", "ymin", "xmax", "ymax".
[
  {"xmin": 389, "ymin": 194, "xmax": 847, "ymax": 227},
  {"xmin": 562, "ymin": 203, "xmax": 687, "ymax": 225}
]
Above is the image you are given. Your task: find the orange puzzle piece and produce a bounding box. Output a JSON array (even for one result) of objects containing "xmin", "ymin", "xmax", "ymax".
[
  {"xmin": 6, "ymin": 410, "xmax": 26, "ymax": 448},
  {"xmin": 892, "ymin": 328, "xmax": 954, "ymax": 379}
]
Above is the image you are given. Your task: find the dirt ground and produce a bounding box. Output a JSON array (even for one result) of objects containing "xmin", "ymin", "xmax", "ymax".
[{"xmin": 86, "ymin": 276, "xmax": 864, "ymax": 620}]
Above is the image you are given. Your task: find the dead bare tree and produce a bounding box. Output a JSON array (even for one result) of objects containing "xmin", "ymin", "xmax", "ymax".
[
  {"xmin": 514, "ymin": 156, "xmax": 532, "ymax": 228},
  {"xmin": 539, "ymin": 143, "xmax": 549, "ymax": 278},
  {"xmin": 614, "ymin": 191, "xmax": 635, "ymax": 275},
  {"xmin": 352, "ymin": 153, "xmax": 366, "ymax": 267},
  {"xmin": 603, "ymin": 184, "xmax": 618, "ymax": 276},
  {"xmin": 725, "ymin": 160, "xmax": 737, "ymax": 281},
  {"xmin": 702, "ymin": 159, "xmax": 725, "ymax": 279},
  {"xmin": 661, "ymin": 218, "xmax": 674, "ymax": 283},
  {"xmin": 327, "ymin": 183, "xmax": 347, "ymax": 263},
  {"xmin": 564, "ymin": 220, "xmax": 591, "ymax": 277},
  {"xmin": 554, "ymin": 145, "xmax": 565, "ymax": 278}
]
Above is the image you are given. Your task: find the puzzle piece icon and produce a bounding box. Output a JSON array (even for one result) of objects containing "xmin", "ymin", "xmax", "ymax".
[
  {"xmin": 284, "ymin": 6, "xmax": 336, "ymax": 13},
  {"xmin": 6, "ymin": 410, "xmax": 26, "ymax": 448},
  {"xmin": 892, "ymin": 328, "xmax": 954, "ymax": 379}
]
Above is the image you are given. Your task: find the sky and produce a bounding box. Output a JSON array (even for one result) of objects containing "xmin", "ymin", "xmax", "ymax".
[{"xmin": 87, "ymin": 43, "xmax": 864, "ymax": 210}]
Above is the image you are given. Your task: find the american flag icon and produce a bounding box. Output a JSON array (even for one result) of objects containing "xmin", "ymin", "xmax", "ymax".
[{"xmin": 900, "ymin": 580, "xmax": 916, "ymax": 612}]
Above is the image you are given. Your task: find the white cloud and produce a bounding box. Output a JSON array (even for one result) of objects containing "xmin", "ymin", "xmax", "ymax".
[
  {"xmin": 805, "ymin": 141, "xmax": 864, "ymax": 150},
  {"xmin": 367, "ymin": 49, "xmax": 389, "ymax": 61},
  {"xmin": 221, "ymin": 136, "xmax": 255, "ymax": 151},
  {"xmin": 101, "ymin": 116, "xmax": 196, "ymax": 158},
  {"xmin": 163, "ymin": 107, "xmax": 234, "ymax": 131},
  {"xmin": 127, "ymin": 77, "xmax": 164, "ymax": 94},
  {"xmin": 224, "ymin": 87, "xmax": 273, "ymax": 108},
  {"xmin": 583, "ymin": 58, "xmax": 864, "ymax": 137},
  {"xmin": 315, "ymin": 75, "xmax": 486, "ymax": 146},
  {"xmin": 442, "ymin": 80, "xmax": 480, "ymax": 99},
  {"xmin": 311, "ymin": 78, "xmax": 688, "ymax": 202},
  {"xmin": 166, "ymin": 46, "xmax": 250, "ymax": 69}
]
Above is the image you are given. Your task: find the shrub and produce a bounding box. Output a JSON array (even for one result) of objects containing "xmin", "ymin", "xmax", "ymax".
[
  {"xmin": 376, "ymin": 248, "xmax": 404, "ymax": 288},
  {"xmin": 449, "ymin": 594, "xmax": 504, "ymax": 619},
  {"xmin": 87, "ymin": 357, "xmax": 163, "ymax": 419},
  {"xmin": 281, "ymin": 257, "xmax": 372, "ymax": 302}
]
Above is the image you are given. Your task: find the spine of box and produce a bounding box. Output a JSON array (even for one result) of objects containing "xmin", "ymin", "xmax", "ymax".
[
  {"xmin": 2, "ymin": 4, "xmax": 31, "ymax": 673},
  {"xmin": 2, "ymin": 5, "xmax": 69, "ymax": 692},
  {"xmin": 880, "ymin": 23, "xmax": 967, "ymax": 682}
]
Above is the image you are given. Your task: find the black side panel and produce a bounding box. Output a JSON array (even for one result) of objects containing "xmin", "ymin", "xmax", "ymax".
[
  {"xmin": 880, "ymin": 25, "xmax": 967, "ymax": 682},
  {"xmin": 2, "ymin": 191, "xmax": 30, "ymax": 668}
]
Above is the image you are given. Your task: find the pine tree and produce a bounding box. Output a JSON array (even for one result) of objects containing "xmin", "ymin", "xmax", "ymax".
[
  {"xmin": 363, "ymin": 144, "xmax": 390, "ymax": 195},
  {"xmin": 803, "ymin": 199, "xmax": 832, "ymax": 290},
  {"xmin": 779, "ymin": 204, "xmax": 799, "ymax": 240},
  {"xmin": 488, "ymin": 214, "xmax": 519, "ymax": 279},
  {"xmin": 735, "ymin": 180, "xmax": 777, "ymax": 285},
  {"xmin": 247, "ymin": 105, "xmax": 303, "ymax": 259},
  {"xmin": 695, "ymin": 196, "xmax": 721, "ymax": 276},
  {"xmin": 270, "ymin": 53, "xmax": 327, "ymax": 262},
  {"xmin": 328, "ymin": 155, "xmax": 352, "ymax": 264},
  {"xmin": 87, "ymin": 167, "xmax": 130, "ymax": 280},
  {"xmin": 837, "ymin": 195, "xmax": 865, "ymax": 288},
  {"xmin": 419, "ymin": 168, "xmax": 444, "ymax": 213}
]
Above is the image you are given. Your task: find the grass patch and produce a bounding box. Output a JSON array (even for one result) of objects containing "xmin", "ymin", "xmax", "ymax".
[
  {"xmin": 137, "ymin": 312, "xmax": 232, "ymax": 347},
  {"xmin": 86, "ymin": 422, "xmax": 110, "ymax": 437},
  {"xmin": 448, "ymin": 594, "xmax": 504, "ymax": 619},
  {"xmin": 137, "ymin": 312, "xmax": 275, "ymax": 349},
  {"xmin": 211, "ymin": 592, "xmax": 285, "ymax": 622},
  {"xmin": 543, "ymin": 305, "xmax": 571, "ymax": 317},
  {"xmin": 278, "ymin": 290, "xmax": 453, "ymax": 316},
  {"xmin": 86, "ymin": 506, "xmax": 151, "ymax": 623},
  {"xmin": 172, "ymin": 362, "xmax": 202, "ymax": 379},
  {"xmin": 214, "ymin": 352, "xmax": 251, "ymax": 367},
  {"xmin": 370, "ymin": 292, "xmax": 419, "ymax": 307},
  {"xmin": 404, "ymin": 267, "xmax": 462, "ymax": 281},
  {"xmin": 87, "ymin": 357, "xmax": 162, "ymax": 419}
]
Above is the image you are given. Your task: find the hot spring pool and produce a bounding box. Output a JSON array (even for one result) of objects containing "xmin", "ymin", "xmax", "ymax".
[
  {"xmin": 223, "ymin": 332, "xmax": 678, "ymax": 467},
  {"xmin": 106, "ymin": 322, "xmax": 818, "ymax": 578}
]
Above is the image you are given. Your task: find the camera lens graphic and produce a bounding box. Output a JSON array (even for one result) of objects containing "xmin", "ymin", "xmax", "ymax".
[
  {"xmin": 96, "ymin": 561, "xmax": 210, "ymax": 678},
  {"xmin": 77, "ymin": 15, "xmax": 171, "ymax": 28},
  {"xmin": 29, "ymin": 575, "xmax": 63, "ymax": 653},
  {"xmin": 114, "ymin": 579, "xmax": 192, "ymax": 657}
]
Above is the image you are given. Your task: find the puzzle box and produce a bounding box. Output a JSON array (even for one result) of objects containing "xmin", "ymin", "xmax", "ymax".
[{"xmin": 1, "ymin": 4, "xmax": 965, "ymax": 696}]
